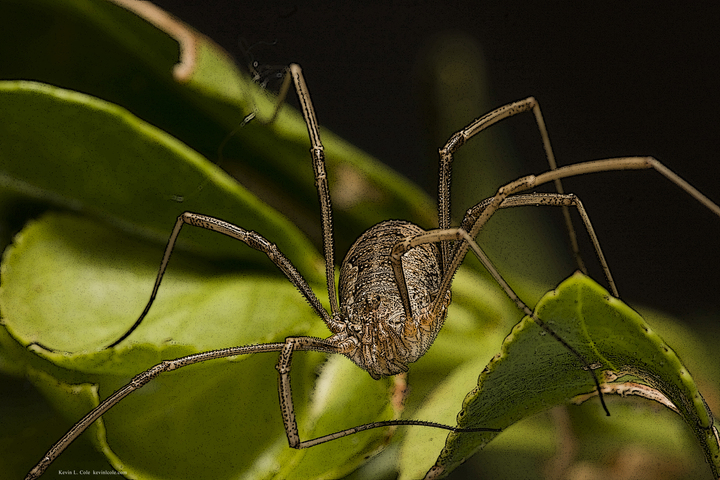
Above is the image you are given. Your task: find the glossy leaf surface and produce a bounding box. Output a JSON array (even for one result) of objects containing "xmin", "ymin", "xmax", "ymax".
[{"xmin": 399, "ymin": 274, "xmax": 719, "ymax": 479}]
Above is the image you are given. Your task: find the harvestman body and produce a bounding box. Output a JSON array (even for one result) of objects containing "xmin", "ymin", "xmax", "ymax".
[{"xmin": 26, "ymin": 64, "xmax": 720, "ymax": 478}]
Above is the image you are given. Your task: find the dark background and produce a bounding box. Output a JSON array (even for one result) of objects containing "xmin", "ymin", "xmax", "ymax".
[{"xmin": 152, "ymin": 1, "xmax": 720, "ymax": 322}]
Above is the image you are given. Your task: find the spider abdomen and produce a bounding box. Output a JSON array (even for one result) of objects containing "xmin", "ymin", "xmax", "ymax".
[{"xmin": 337, "ymin": 220, "xmax": 451, "ymax": 378}]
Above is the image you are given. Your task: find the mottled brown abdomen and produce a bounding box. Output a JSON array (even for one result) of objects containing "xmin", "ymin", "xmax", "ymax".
[{"xmin": 337, "ymin": 220, "xmax": 451, "ymax": 378}]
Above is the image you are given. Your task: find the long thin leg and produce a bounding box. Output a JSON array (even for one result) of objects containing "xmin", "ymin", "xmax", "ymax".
[
  {"xmin": 25, "ymin": 341, "xmax": 288, "ymax": 480},
  {"xmin": 391, "ymin": 225, "xmax": 611, "ymax": 416},
  {"xmin": 26, "ymin": 335, "xmax": 499, "ymax": 479},
  {"xmin": 178, "ymin": 64, "xmax": 341, "ymax": 323},
  {"xmin": 177, "ymin": 66, "xmax": 294, "ymax": 204},
  {"xmin": 274, "ymin": 337, "xmax": 501, "ymax": 450},
  {"xmin": 437, "ymin": 97, "xmax": 583, "ymax": 273},
  {"xmin": 232, "ymin": 62, "xmax": 295, "ymax": 128},
  {"xmin": 289, "ymin": 64, "xmax": 341, "ymax": 319},
  {"xmin": 437, "ymin": 156, "xmax": 720, "ymax": 323},
  {"xmin": 390, "ymin": 192, "xmax": 617, "ymax": 329},
  {"xmin": 393, "ymin": 157, "xmax": 720, "ymax": 416},
  {"xmin": 108, "ymin": 211, "xmax": 343, "ymax": 348},
  {"xmin": 460, "ymin": 192, "xmax": 618, "ymax": 296},
  {"xmin": 212, "ymin": 64, "xmax": 341, "ymax": 319}
]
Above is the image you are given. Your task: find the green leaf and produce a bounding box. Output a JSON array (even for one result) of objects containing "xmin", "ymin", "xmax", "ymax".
[
  {"xmin": 0, "ymin": 0, "xmax": 437, "ymax": 256},
  {"xmin": 398, "ymin": 273, "xmax": 719, "ymax": 479},
  {"xmin": 1, "ymin": 212, "xmax": 395, "ymax": 480},
  {"xmin": 0, "ymin": 80, "xmax": 322, "ymax": 275}
]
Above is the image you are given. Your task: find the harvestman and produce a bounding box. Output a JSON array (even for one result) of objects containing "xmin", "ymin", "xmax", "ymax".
[{"xmin": 26, "ymin": 64, "xmax": 720, "ymax": 478}]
